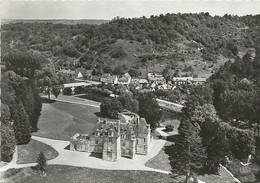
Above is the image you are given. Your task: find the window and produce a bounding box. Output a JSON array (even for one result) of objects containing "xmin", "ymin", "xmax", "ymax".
[
  {"xmin": 144, "ymin": 138, "xmax": 146, "ymax": 143},
  {"xmin": 95, "ymin": 139, "xmax": 99, "ymax": 145},
  {"xmin": 108, "ymin": 145, "xmax": 112, "ymax": 151},
  {"xmin": 109, "ymin": 138, "xmax": 112, "ymax": 142},
  {"xmin": 109, "ymin": 131, "xmax": 113, "ymax": 137}
]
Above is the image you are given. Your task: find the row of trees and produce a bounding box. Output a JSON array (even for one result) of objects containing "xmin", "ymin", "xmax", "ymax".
[{"xmin": 1, "ymin": 50, "xmax": 65, "ymax": 161}]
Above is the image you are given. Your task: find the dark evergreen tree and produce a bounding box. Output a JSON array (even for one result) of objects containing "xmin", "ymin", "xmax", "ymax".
[
  {"xmin": 12, "ymin": 101, "xmax": 31, "ymax": 145},
  {"xmin": 36, "ymin": 151, "xmax": 47, "ymax": 171},
  {"xmin": 171, "ymin": 119, "xmax": 207, "ymax": 175}
]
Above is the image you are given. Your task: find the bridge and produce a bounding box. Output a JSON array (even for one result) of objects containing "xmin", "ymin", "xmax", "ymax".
[
  {"xmin": 156, "ymin": 98, "xmax": 184, "ymax": 113},
  {"xmin": 63, "ymin": 82, "xmax": 92, "ymax": 94}
]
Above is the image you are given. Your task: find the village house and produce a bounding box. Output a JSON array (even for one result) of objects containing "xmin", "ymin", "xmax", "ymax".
[
  {"xmin": 75, "ymin": 68, "xmax": 87, "ymax": 79},
  {"xmin": 147, "ymin": 73, "xmax": 166, "ymax": 84},
  {"xmin": 70, "ymin": 113, "xmax": 152, "ymax": 161},
  {"xmin": 172, "ymin": 77, "xmax": 194, "ymax": 85},
  {"xmin": 139, "ymin": 78, "xmax": 148, "ymax": 85},
  {"xmin": 57, "ymin": 69, "xmax": 76, "ymax": 78},
  {"xmin": 100, "ymin": 73, "xmax": 118, "ymax": 85},
  {"xmin": 117, "ymin": 73, "xmax": 131, "ymax": 85},
  {"xmin": 130, "ymin": 78, "xmax": 140, "ymax": 85},
  {"xmin": 192, "ymin": 77, "xmax": 207, "ymax": 85}
]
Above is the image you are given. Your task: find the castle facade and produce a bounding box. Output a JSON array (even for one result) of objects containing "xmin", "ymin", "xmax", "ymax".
[{"xmin": 70, "ymin": 113, "xmax": 152, "ymax": 161}]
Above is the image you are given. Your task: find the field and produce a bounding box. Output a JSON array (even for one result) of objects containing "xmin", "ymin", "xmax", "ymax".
[
  {"xmin": 3, "ymin": 165, "xmax": 173, "ymax": 183},
  {"xmin": 17, "ymin": 139, "xmax": 58, "ymax": 164},
  {"xmin": 34, "ymin": 101, "xmax": 100, "ymax": 140}
]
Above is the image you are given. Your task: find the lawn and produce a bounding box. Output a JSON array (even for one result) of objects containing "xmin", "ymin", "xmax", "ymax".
[
  {"xmin": 34, "ymin": 101, "xmax": 100, "ymax": 140},
  {"xmin": 34, "ymin": 100, "xmax": 126, "ymax": 141},
  {"xmin": 145, "ymin": 141, "xmax": 173, "ymax": 172},
  {"xmin": 226, "ymin": 158, "xmax": 260, "ymax": 183},
  {"xmin": 17, "ymin": 139, "xmax": 58, "ymax": 164},
  {"xmin": 161, "ymin": 111, "xmax": 181, "ymax": 128},
  {"xmin": 3, "ymin": 165, "xmax": 174, "ymax": 183}
]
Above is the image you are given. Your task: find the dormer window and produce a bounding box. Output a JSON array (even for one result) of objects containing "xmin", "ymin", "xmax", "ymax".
[
  {"xmin": 95, "ymin": 131, "xmax": 100, "ymax": 137},
  {"xmin": 108, "ymin": 131, "xmax": 113, "ymax": 137}
]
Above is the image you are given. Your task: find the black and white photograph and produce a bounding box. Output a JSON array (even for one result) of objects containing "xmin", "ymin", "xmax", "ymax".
[{"xmin": 0, "ymin": 0, "xmax": 260, "ymax": 182}]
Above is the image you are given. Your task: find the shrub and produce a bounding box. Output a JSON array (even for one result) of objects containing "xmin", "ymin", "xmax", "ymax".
[{"xmin": 165, "ymin": 125, "xmax": 174, "ymax": 132}]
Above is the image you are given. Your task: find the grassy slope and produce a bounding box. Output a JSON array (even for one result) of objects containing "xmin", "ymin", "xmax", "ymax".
[
  {"xmin": 103, "ymin": 39, "xmax": 235, "ymax": 79},
  {"xmin": 34, "ymin": 101, "xmax": 99, "ymax": 140},
  {"xmin": 17, "ymin": 139, "xmax": 58, "ymax": 164},
  {"xmin": 4, "ymin": 165, "xmax": 173, "ymax": 183}
]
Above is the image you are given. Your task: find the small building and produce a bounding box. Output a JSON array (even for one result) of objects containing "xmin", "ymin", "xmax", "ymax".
[
  {"xmin": 70, "ymin": 113, "xmax": 152, "ymax": 162},
  {"xmin": 139, "ymin": 79, "xmax": 148, "ymax": 85},
  {"xmin": 100, "ymin": 73, "xmax": 118, "ymax": 85},
  {"xmin": 92, "ymin": 75, "xmax": 101, "ymax": 82},
  {"xmin": 118, "ymin": 73, "xmax": 131, "ymax": 85},
  {"xmin": 148, "ymin": 73, "xmax": 166, "ymax": 84},
  {"xmin": 75, "ymin": 68, "xmax": 87, "ymax": 79},
  {"xmin": 85, "ymin": 70, "xmax": 93, "ymax": 80},
  {"xmin": 130, "ymin": 78, "xmax": 140, "ymax": 85},
  {"xmin": 193, "ymin": 78, "xmax": 207, "ymax": 85},
  {"xmin": 57, "ymin": 69, "xmax": 76, "ymax": 78},
  {"xmin": 172, "ymin": 77, "xmax": 193, "ymax": 85}
]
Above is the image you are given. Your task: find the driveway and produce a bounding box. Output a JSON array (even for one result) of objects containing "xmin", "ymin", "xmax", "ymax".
[
  {"xmin": 0, "ymin": 128, "xmax": 170, "ymax": 175},
  {"xmin": 30, "ymin": 135, "xmax": 170, "ymax": 174}
]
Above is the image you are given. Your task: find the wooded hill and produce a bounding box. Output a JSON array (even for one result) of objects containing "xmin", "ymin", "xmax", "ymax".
[{"xmin": 2, "ymin": 13, "xmax": 260, "ymax": 78}]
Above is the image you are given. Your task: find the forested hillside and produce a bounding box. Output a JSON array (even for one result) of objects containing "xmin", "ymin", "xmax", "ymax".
[{"xmin": 2, "ymin": 13, "xmax": 260, "ymax": 78}]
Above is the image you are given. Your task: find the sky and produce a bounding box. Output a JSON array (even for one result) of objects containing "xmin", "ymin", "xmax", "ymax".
[{"xmin": 1, "ymin": 0, "xmax": 260, "ymax": 20}]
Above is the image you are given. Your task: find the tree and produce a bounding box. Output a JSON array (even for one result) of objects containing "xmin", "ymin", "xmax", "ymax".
[
  {"xmin": 1, "ymin": 104, "xmax": 16, "ymax": 162},
  {"xmin": 100, "ymin": 98, "xmax": 123, "ymax": 119},
  {"xmin": 36, "ymin": 151, "xmax": 47, "ymax": 171},
  {"xmin": 119, "ymin": 93, "xmax": 139, "ymax": 113},
  {"xmin": 205, "ymin": 123, "xmax": 231, "ymax": 173},
  {"xmin": 128, "ymin": 68, "xmax": 141, "ymax": 77},
  {"xmin": 138, "ymin": 92, "xmax": 162, "ymax": 129},
  {"xmin": 190, "ymin": 104, "xmax": 217, "ymax": 125},
  {"xmin": 12, "ymin": 101, "xmax": 31, "ymax": 145},
  {"xmin": 113, "ymin": 65, "xmax": 125, "ymax": 75},
  {"xmin": 171, "ymin": 118, "xmax": 207, "ymax": 175},
  {"xmin": 52, "ymin": 85, "xmax": 62, "ymax": 98},
  {"xmin": 3, "ymin": 51, "xmax": 44, "ymax": 78},
  {"xmin": 165, "ymin": 125, "xmax": 174, "ymax": 132}
]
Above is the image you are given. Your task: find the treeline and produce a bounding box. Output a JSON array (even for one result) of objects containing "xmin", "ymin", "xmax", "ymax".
[
  {"xmin": 169, "ymin": 83, "xmax": 256, "ymax": 176},
  {"xmin": 210, "ymin": 50, "xmax": 260, "ymax": 126},
  {"xmin": 169, "ymin": 46, "xmax": 260, "ymax": 175},
  {"xmin": 2, "ymin": 13, "xmax": 259, "ymax": 73},
  {"xmin": 1, "ymin": 50, "xmax": 67, "ymax": 162}
]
